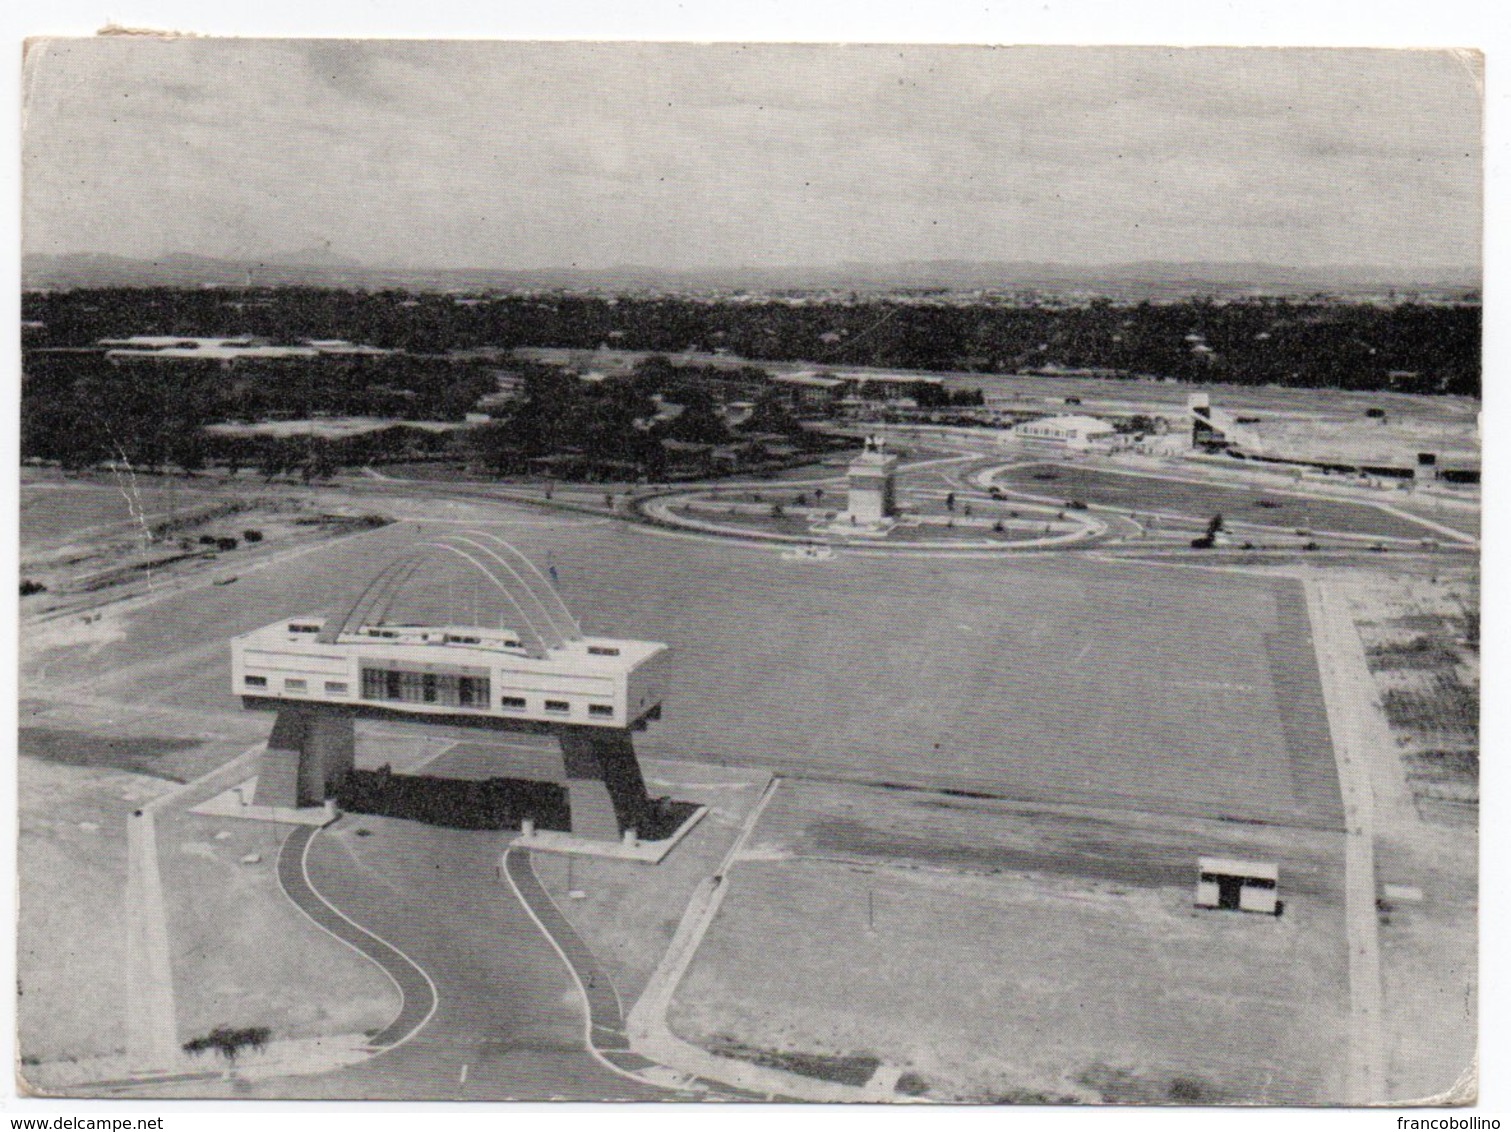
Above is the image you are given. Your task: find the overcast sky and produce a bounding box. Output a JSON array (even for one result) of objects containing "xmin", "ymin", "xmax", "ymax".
[{"xmin": 21, "ymin": 40, "xmax": 1482, "ymax": 272}]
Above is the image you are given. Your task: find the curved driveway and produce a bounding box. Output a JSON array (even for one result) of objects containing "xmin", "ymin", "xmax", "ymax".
[
  {"xmin": 241, "ymin": 819, "xmax": 668, "ymax": 1100},
  {"xmin": 276, "ymin": 825, "xmax": 437, "ymax": 1048}
]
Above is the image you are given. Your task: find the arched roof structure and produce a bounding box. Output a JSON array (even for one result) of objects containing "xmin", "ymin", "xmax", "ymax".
[{"xmin": 317, "ymin": 531, "xmax": 583, "ymax": 658}]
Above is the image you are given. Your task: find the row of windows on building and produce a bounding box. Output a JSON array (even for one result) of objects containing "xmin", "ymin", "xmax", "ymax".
[
  {"xmin": 243, "ymin": 671, "xmax": 615, "ymax": 719},
  {"xmin": 245, "ymin": 674, "xmax": 349, "ymax": 696},
  {"xmin": 359, "ymin": 666, "xmax": 491, "ymax": 708}
]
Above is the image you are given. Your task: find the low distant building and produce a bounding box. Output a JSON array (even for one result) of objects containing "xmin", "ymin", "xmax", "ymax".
[
  {"xmin": 99, "ymin": 335, "xmax": 391, "ymax": 364},
  {"xmin": 772, "ymin": 371, "xmax": 845, "ymax": 412},
  {"xmin": 1003, "ymin": 414, "xmax": 1116, "ymax": 451},
  {"xmin": 1435, "ymin": 458, "xmax": 1481, "ymax": 485},
  {"xmin": 719, "ymin": 400, "xmax": 756, "ymax": 428},
  {"xmin": 840, "ymin": 372, "xmax": 945, "ymax": 406},
  {"xmin": 1186, "ymin": 392, "xmax": 1264, "ymax": 452}
]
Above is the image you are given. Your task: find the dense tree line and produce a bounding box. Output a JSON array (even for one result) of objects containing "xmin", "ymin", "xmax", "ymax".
[
  {"xmin": 464, "ymin": 358, "xmax": 830, "ymax": 481},
  {"xmin": 23, "ymin": 288, "xmax": 1480, "ymax": 395},
  {"xmin": 204, "ymin": 424, "xmax": 457, "ymax": 482},
  {"xmin": 20, "ymin": 349, "xmax": 495, "ymax": 470}
]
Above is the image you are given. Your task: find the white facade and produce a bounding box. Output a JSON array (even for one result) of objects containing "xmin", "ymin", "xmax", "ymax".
[
  {"xmin": 232, "ymin": 617, "xmax": 670, "ymax": 729},
  {"xmin": 845, "ymin": 441, "xmax": 899, "ymax": 524},
  {"xmin": 1003, "ymin": 414, "xmax": 1116, "ymax": 450}
]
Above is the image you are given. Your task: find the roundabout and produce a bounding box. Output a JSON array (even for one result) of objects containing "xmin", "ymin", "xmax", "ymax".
[
  {"xmin": 635, "ymin": 486, "xmax": 1105, "ymax": 552},
  {"xmin": 631, "ymin": 440, "xmax": 1108, "ymax": 555}
]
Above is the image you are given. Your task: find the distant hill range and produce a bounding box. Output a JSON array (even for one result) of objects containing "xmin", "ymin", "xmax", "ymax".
[{"xmin": 21, "ymin": 252, "xmax": 1480, "ymax": 299}]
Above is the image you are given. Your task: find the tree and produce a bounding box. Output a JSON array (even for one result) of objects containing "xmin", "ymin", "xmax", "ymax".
[
  {"xmin": 168, "ymin": 428, "xmax": 207, "ymax": 476},
  {"xmin": 466, "ymin": 421, "xmax": 522, "ymax": 476},
  {"xmin": 660, "ymin": 388, "xmax": 730, "ymax": 445},
  {"xmin": 741, "ymin": 389, "xmax": 803, "ymax": 436},
  {"xmin": 302, "ymin": 445, "xmax": 337, "ymax": 484},
  {"xmin": 183, "ymin": 1025, "xmax": 272, "ymax": 1076},
  {"xmin": 259, "ymin": 439, "xmax": 297, "ymax": 482}
]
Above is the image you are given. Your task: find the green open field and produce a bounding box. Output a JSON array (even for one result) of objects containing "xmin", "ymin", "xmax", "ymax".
[
  {"xmin": 21, "ymin": 471, "xmax": 233, "ymax": 547},
  {"xmin": 991, "ymin": 462, "xmax": 1440, "ymax": 541},
  {"xmin": 25, "ymin": 499, "xmax": 1341, "ymax": 833}
]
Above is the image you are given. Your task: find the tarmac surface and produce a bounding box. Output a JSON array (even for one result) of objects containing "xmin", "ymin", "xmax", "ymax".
[
  {"xmin": 276, "ymin": 826, "xmax": 437, "ymax": 1048},
  {"xmin": 194, "ymin": 818, "xmax": 665, "ymax": 1100}
]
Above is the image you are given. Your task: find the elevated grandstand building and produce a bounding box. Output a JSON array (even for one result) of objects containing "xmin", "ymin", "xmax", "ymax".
[{"xmin": 230, "ymin": 532, "xmax": 672, "ymax": 841}]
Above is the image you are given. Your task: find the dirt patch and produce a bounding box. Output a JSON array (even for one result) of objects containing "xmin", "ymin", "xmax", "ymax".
[
  {"xmin": 19, "ymin": 728, "xmax": 202, "ymax": 781},
  {"xmin": 704, "ymin": 1036, "xmax": 880, "ymax": 1086},
  {"xmin": 1401, "ymin": 751, "xmax": 1479, "ymax": 822},
  {"xmin": 756, "ymin": 779, "xmax": 1347, "ymax": 903},
  {"xmin": 1334, "ymin": 563, "xmax": 1478, "ymax": 1100},
  {"xmin": 670, "ymin": 850, "xmax": 1349, "ymax": 1103},
  {"xmin": 17, "ymin": 759, "xmax": 177, "ymax": 1063},
  {"xmin": 20, "ymin": 475, "xmax": 394, "ymax": 621},
  {"xmin": 1077, "ymin": 1062, "xmax": 1227, "ymax": 1105},
  {"xmin": 157, "ymin": 806, "xmax": 400, "ymax": 1047}
]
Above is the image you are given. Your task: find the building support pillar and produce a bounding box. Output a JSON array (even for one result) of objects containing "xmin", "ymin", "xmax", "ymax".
[
  {"xmin": 557, "ymin": 726, "xmax": 652, "ymax": 841},
  {"xmin": 253, "ymin": 703, "xmax": 355, "ymax": 809}
]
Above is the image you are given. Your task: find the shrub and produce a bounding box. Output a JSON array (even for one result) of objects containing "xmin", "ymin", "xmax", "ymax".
[
  {"xmin": 895, "ymin": 1071, "xmax": 930, "ymax": 1096},
  {"xmin": 1382, "ymin": 676, "xmax": 1478, "ymax": 736},
  {"xmin": 1167, "ymin": 1077, "xmax": 1212, "ymax": 1102},
  {"xmin": 242, "ymin": 529, "xmax": 264, "ymax": 543},
  {"xmin": 20, "ymin": 579, "xmax": 47, "ymax": 596},
  {"xmin": 182, "ymin": 1025, "xmax": 272, "ymax": 1069},
  {"xmin": 216, "ymin": 537, "xmax": 239, "ymax": 552},
  {"xmin": 705, "ymin": 1037, "xmax": 880, "ymax": 1086},
  {"xmin": 199, "ymin": 535, "xmax": 218, "ymax": 546},
  {"xmin": 987, "ymin": 1086, "xmax": 1082, "ymax": 1104}
]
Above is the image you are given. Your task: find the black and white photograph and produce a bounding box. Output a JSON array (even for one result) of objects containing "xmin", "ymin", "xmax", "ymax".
[{"xmin": 12, "ymin": 23, "xmax": 1491, "ymax": 1115}]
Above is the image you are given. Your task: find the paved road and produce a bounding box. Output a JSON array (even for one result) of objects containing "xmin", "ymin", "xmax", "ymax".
[
  {"xmin": 276, "ymin": 825, "xmax": 437, "ymax": 1048},
  {"xmin": 1305, "ymin": 580, "xmax": 1387, "ymax": 1104},
  {"xmin": 503, "ymin": 846, "xmax": 779, "ymax": 1100},
  {"xmin": 503, "ymin": 847, "xmax": 629, "ymax": 1051},
  {"xmin": 190, "ymin": 819, "xmax": 669, "ymax": 1100}
]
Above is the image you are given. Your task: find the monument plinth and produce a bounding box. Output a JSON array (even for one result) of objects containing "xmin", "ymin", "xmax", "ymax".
[{"xmin": 828, "ymin": 435, "xmax": 899, "ymax": 534}]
